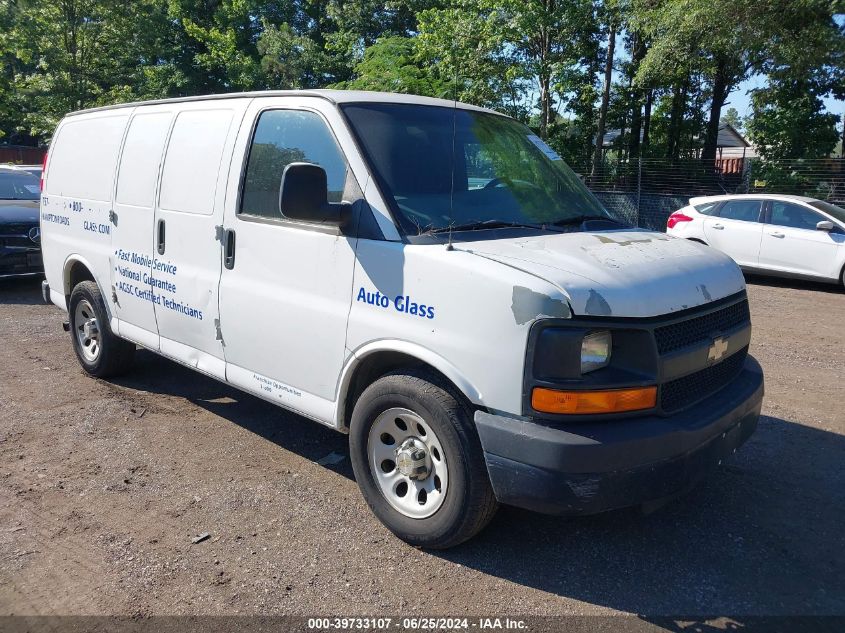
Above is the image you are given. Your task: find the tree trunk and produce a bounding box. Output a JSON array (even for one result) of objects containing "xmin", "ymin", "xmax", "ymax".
[
  {"xmin": 666, "ymin": 82, "xmax": 687, "ymax": 160},
  {"xmin": 537, "ymin": 1, "xmax": 552, "ymax": 139},
  {"xmin": 841, "ymin": 113, "xmax": 845, "ymax": 158},
  {"xmin": 628, "ymin": 97, "xmax": 642, "ymax": 158},
  {"xmin": 591, "ymin": 26, "xmax": 615, "ymax": 181},
  {"xmin": 582, "ymin": 57, "xmax": 600, "ymax": 166},
  {"xmin": 539, "ymin": 69, "xmax": 551, "ymax": 139},
  {"xmin": 702, "ymin": 58, "xmax": 731, "ymax": 163},
  {"xmin": 619, "ymin": 94, "xmax": 628, "ymax": 160},
  {"xmin": 641, "ymin": 88, "xmax": 653, "ymax": 153},
  {"xmin": 627, "ymin": 36, "xmax": 648, "ymax": 158}
]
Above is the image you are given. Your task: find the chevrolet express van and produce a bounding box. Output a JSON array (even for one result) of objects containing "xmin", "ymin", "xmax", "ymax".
[{"xmin": 40, "ymin": 91, "xmax": 763, "ymax": 548}]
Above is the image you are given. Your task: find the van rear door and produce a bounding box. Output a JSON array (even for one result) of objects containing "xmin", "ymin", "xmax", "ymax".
[
  {"xmin": 110, "ymin": 107, "xmax": 173, "ymax": 349},
  {"xmin": 152, "ymin": 100, "xmax": 249, "ymax": 379}
]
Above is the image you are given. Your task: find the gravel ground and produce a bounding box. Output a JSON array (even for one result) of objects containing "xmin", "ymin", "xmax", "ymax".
[{"xmin": 0, "ymin": 275, "xmax": 843, "ymax": 618}]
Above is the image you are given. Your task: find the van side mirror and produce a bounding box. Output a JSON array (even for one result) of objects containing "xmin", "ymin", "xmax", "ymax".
[
  {"xmin": 279, "ymin": 162, "xmax": 349, "ymax": 226},
  {"xmin": 816, "ymin": 220, "xmax": 835, "ymax": 231}
]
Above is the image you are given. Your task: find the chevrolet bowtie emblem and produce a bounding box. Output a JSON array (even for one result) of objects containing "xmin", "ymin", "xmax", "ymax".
[{"xmin": 708, "ymin": 337, "xmax": 729, "ymax": 362}]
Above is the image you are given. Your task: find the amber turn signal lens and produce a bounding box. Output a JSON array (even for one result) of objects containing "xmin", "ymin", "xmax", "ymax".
[{"xmin": 531, "ymin": 386, "xmax": 657, "ymax": 414}]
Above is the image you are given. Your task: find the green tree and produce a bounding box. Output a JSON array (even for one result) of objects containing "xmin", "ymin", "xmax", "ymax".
[
  {"xmin": 417, "ymin": 0, "xmax": 599, "ymax": 135},
  {"xmin": 720, "ymin": 106, "xmax": 743, "ymax": 131},
  {"xmin": 747, "ymin": 78, "xmax": 840, "ymax": 160},
  {"xmin": 177, "ymin": 0, "xmax": 265, "ymax": 91},
  {"xmin": 333, "ymin": 36, "xmax": 451, "ymax": 97},
  {"xmin": 745, "ymin": 1, "xmax": 844, "ymax": 160},
  {"xmin": 632, "ymin": 0, "xmax": 754, "ymax": 162},
  {"xmin": 0, "ymin": 0, "xmax": 179, "ymax": 139},
  {"xmin": 500, "ymin": 0, "xmax": 598, "ymax": 139},
  {"xmin": 416, "ymin": 1, "xmax": 520, "ymax": 116},
  {"xmin": 634, "ymin": 0, "xmax": 844, "ymax": 163},
  {"xmin": 258, "ymin": 20, "xmax": 336, "ymax": 88}
]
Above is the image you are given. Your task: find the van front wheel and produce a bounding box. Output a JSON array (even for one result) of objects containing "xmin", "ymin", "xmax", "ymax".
[
  {"xmin": 349, "ymin": 371, "xmax": 498, "ymax": 549},
  {"xmin": 69, "ymin": 281, "xmax": 135, "ymax": 377}
]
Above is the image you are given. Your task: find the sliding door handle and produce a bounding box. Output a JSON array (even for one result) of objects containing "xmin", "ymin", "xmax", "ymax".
[
  {"xmin": 223, "ymin": 229, "xmax": 236, "ymax": 270},
  {"xmin": 156, "ymin": 219, "xmax": 166, "ymax": 254}
]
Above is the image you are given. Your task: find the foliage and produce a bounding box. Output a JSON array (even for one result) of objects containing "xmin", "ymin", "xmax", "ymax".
[
  {"xmin": 0, "ymin": 0, "xmax": 841, "ymax": 165},
  {"xmin": 746, "ymin": 79, "xmax": 840, "ymax": 160},
  {"xmin": 332, "ymin": 36, "xmax": 451, "ymax": 97},
  {"xmin": 720, "ymin": 107, "xmax": 743, "ymax": 131}
]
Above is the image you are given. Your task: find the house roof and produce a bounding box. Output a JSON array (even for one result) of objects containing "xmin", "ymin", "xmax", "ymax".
[
  {"xmin": 716, "ymin": 124, "xmax": 750, "ymax": 148},
  {"xmin": 601, "ymin": 123, "xmax": 751, "ymax": 149}
]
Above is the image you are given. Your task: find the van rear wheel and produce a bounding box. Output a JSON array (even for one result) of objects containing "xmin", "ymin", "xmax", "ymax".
[
  {"xmin": 68, "ymin": 281, "xmax": 135, "ymax": 377},
  {"xmin": 349, "ymin": 371, "xmax": 498, "ymax": 549}
]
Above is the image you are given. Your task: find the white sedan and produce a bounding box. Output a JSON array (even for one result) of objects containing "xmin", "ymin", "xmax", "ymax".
[{"xmin": 666, "ymin": 194, "xmax": 845, "ymax": 287}]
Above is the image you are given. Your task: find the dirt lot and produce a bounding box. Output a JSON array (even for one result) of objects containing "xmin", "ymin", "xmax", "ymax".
[{"xmin": 0, "ymin": 275, "xmax": 843, "ymax": 618}]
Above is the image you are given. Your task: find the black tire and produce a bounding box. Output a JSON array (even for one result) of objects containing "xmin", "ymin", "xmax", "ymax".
[
  {"xmin": 349, "ymin": 370, "xmax": 498, "ymax": 549},
  {"xmin": 68, "ymin": 280, "xmax": 135, "ymax": 377}
]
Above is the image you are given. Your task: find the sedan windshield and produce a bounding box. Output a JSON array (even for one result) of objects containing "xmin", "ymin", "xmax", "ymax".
[
  {"xmin": 0, "ymin": 170, "xmax": 40, "ymax": 201},
  {"xmin": 341, "ymin": 103, "xmax": 615, "ymax": 234}
]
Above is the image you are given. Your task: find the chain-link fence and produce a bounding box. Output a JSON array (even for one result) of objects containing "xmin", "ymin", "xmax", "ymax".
[{"xmin": 576, "ymin": 157, "xmax": 845, "ymax": 231}]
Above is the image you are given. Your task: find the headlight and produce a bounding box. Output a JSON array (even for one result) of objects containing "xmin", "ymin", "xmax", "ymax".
[{"xmin": 581, "ymin": 330, "xmax": 611, "ymax": 373}]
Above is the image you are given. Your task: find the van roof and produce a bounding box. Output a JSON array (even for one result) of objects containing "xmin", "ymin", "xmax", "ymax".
[{"xmin": 65, "ymin": 89, "xmax": 505, "ymax": 118}]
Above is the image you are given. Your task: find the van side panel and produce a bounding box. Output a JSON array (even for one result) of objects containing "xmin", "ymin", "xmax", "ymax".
[
  {"xmin": 345, "ymin": 240, "xmax": 556, "ymax": 417},
  {"xmin": 110, "ymin": 108, "xmax": 175, "ymax": 350},
  {"xmin": 151, "ymin": 101, "xmax": 249, "ymax": 379},
  {"xmin": 41, "ymin": 112, "xmax": 131, "ymax": 319}
]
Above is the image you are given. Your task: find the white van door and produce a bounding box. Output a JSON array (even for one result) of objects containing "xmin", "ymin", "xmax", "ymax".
[
  {"xmin": 110, "ymin": 108, "xmax": 173, "ymax": 349},
  {"xmin": 43, "ymin": 111, "xmax": 128, "ymax": 318},
  {"xmin": 153, "ymin": 101, "xmax": 248, "ymax": 379},
  {"xmin": 217, "ymin": 101, "xmax": 366, "ymax": 422}
]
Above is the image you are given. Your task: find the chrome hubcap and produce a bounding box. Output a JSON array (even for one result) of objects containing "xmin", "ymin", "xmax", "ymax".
[
  {"xmin": 367, "ymin": 408, "xmax": 448, "ymax": 519},
  {"xmin": 74, "ymin": 299, "xmax": 101, "ymax": 362},
  {"xmin": 395, "ymin": 437, "xmax": 431, "ymax": 480}
]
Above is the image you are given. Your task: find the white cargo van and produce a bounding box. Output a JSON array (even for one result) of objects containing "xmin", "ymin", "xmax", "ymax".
[{"xmin": 40, "ymin": 91, "xmax": 763, "ymax": 548}]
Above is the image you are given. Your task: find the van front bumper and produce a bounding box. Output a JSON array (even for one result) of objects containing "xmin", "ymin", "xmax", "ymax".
[
  {"xmin": 475, "ymin": 355, "xmax": 763, "ymax": 515},
  {"xmin": 0, "ymin": 245, "xmax": 43, "ymax": 278}
]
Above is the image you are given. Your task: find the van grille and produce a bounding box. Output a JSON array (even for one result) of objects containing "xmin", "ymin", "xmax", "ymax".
[
  {"xmin": 0, "ymin": 236, "xmax": 37, "ymax": 248},
  {"xmin": 0, "ymin": 223, "xmax": 35, "ymax": 236},
  {"xmin": 654, "ymin": 298, "xmax": 750, "ymax": 355},
  {"xmin": 660, "ymin": 346, "xmax": 748, "ymax": 413}
]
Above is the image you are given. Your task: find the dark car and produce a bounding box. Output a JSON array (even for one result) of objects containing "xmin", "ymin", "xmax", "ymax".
[{"xmin": 0, "ymin": 167, "xmax": 42, "ymax": 278}]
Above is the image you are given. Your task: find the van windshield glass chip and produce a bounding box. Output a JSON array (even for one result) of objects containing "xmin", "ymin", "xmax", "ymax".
[{"xmin": 342, "ymin": 103, "xmax": 616, "ymax": 234}]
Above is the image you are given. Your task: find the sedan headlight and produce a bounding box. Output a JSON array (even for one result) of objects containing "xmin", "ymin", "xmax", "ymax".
[{"xmin": 581, "ymin": 331, "xmax": 611, "ymax": 373}]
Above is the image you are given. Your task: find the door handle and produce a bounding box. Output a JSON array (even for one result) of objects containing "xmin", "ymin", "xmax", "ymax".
[
  {"xmin": 223, "ymin": 229, "xmax": 236, "ymax": 270},
  {"xmin": 769, "ymin": 231, "xmax": 785, "ymax": 238},
  {"xmin": 712, "ymin": 223, "xmax": 724, "ymax": 230},
  {"xmin": 157, "ymin": 219, "xmax": 166, "ymax": 254}
]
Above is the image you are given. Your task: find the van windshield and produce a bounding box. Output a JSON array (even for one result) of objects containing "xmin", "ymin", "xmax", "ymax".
[{"xmin": 341, "ymin": 103, "xmax": 616, "ymax": 235}]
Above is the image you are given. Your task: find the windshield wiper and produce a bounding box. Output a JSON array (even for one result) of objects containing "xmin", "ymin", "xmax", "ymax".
[{"xmin": 429, "ymin": 220, "xmax": 550, "ymax": 234}]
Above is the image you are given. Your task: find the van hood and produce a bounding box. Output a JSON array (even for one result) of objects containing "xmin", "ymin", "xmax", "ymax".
[
  {"xmin": 456, "ymin": 229, "xmax": 746, "ymax": 318},
  {"xmin": 0, "ymin": 200, "xmax": 39, "ymax": 225}
]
